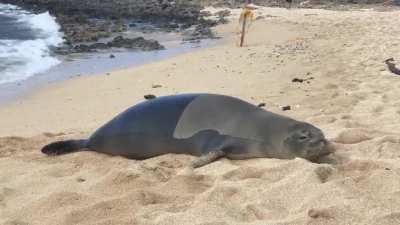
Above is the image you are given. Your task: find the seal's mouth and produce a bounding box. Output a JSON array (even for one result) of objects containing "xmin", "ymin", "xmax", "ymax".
[{"xmin": 305, "ymin": 139, "xmax": 335, "ymax": 160}]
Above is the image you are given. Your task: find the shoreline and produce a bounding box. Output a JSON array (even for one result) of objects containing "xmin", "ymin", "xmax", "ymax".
[{"xmin": 0, "ymin": 37, "xmax": 221, "ymax": 106}]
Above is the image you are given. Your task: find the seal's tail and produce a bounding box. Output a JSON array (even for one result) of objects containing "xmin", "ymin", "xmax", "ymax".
[{"xmin": 41, "ymin": 139, "xmax": 88, "ymax": 155}]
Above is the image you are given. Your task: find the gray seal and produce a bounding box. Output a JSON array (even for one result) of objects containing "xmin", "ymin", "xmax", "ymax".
[{"xmin": 41, "ymin": 94, "xmax": 333, "ymax": 168}]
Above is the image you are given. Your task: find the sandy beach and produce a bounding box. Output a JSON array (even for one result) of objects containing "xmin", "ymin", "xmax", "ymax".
[{"xmin": 1, "ymin": 6, "xmax": 400, "ymax": 225}]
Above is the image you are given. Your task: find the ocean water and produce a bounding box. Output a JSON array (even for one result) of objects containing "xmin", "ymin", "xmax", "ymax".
[
  {"xmin": 0, "ymin": 3, "xmax": 221, "ymax": 104},
  {"xmin": 0, "ymin": 3, "xmax": 63, "ymax": 84}
]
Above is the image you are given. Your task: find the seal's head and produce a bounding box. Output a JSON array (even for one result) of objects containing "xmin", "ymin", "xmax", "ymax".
[{"xmin": 284, "ymin": 123, "xmax": 333, "ymax": 161}]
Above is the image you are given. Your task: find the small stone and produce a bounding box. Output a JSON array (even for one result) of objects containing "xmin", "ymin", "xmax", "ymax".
[
  {"xmin": 257, "ymin": 103, "xmax": 266, "ymax": 107},
  {"xmin": 144, "ymin": 94, "xmax": 156, "ymax": 100},
  {"xmin": 282, "ymin": 105, "xmax": 291, "ymax": 111},
  {"xmin": 77, "ymin": 178, "xmax": 86, "ymax": 182},
  {"xmin": 109, "ymin": 54, "xmax": 115, "ymax": 58},
  {"xmin": 292, "ymin": 78, "xmax": 304, "ymax": 83},
  {"xmin": 308, "ymin": 208, "xmax": 332, "ymax": 219},
  {"xmin": 152, "ymin": 84, "xmax": 162, "ymax": 88}
]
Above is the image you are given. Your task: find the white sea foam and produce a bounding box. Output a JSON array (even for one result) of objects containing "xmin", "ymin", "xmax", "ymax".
[{"xmin": 0, "ymin": 4, "xmax": 64, "ymax": 84}]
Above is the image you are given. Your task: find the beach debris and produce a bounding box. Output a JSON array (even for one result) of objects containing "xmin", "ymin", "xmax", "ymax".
[
  {"xmin": 43, "ymin": 132, "xmax": 66, "ymax": 138},
  {"xmin": 144, "ymin": 94, "xmax": 157, "ymax": 100},
  {"xmin": 292, "ymin": 77, "xmax": 314, "ymax": 83},
  {"xmin": 282, "ymin": 105, "xmax": 291, "ymax": 111},
  {"xmin": 76, "ymin": 177, "xmax": 86, "ymax": 182},
  {"xmin": 109, "ymin": 54, "xmax": 115, "ymax": 58},
  {"xmin": 308, "ymin": 208, "xmax": 332, "ymax": 219},
  {"xmin": 238, "ymin": 3, "xmax": 256, "ymax": 47},
  {"xmin": 257, "ymin": 103, "xmax": 266, "ymax": 107},
  {"xmin": 152, "ymin": 84, "xmax": 163, "ymax": 88},
  {"xmin": 384, "ymin": 58, "xmax": 400, "ymax": 75}
]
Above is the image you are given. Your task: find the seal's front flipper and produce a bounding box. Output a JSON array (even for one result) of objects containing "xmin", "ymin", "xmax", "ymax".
[{"xmin": 191, "ymin": 150, "xmax": 225, "ymax": 168}]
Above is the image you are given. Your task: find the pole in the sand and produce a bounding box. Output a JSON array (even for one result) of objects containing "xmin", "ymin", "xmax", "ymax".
[
  {"xmin": 239, "ymin": 1, "xmax": 255, "ymax": 47},
  {"xmin": 239, "ymin": 14, "xmax": 247, "ymax": 47}
]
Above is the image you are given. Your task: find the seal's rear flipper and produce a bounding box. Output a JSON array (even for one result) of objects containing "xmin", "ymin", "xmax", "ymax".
[{"xmin": 41, "ymin": 139, "xmax": 88, "ymax": 155}]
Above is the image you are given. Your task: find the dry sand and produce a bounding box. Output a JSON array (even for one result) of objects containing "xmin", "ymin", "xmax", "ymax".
[{"xmin": 1, "ymin": 6, "xmax": 400, "ymax": 225}]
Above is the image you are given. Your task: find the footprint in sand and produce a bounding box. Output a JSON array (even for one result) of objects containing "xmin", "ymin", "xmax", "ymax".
[
  {"xmin": 2, "ymin": 220, "xmax": 30, "ymax": 225},
  {"xmin": 136, "ymin": 190, "xmax": 170, "ymax": 206},
  {"xmin": 102, "ymin": 170, "xmax": 141, "ymax": 186},
  {"xmin": 65, "ymin": 197, "xmax": 132, "ymax": 225},
  {"xmin": 205, "ymin": 185, "xmax": 266, "ymax": 222},
  {"xmin": 333, "ymin": 128, "xmax": 372, "ymax": 144},
  {"xmin": 369, "ymin": 211, "xmax": 400, "ymax": 224},
  {"xmin": 0, "ymin": 187, "xmax": 15, "ymax": 207},
  {"xmin": 198, "ymin": 222, "xmax": 228, "ymax": 225},
  {"xmin": 222, "ymin": 166, "xmax": 266, "ymax": 181},
  {"xmin": 0, "ymin": 137, "xmax": 28, "ymax": 157},
  {"xmin": 336, "ymin": 160, "xmax": 387, "ymax": 183},
  {"xmin": 225, "ymin": 203, "xmax": 268, "ymax": 222},
  {"xmin": 375, "ymin": 136, "xmax": 400, "ymax": 158},
  {"xmin": 313, "ymin": 165, "xmax": 336, "ymax": 183}
]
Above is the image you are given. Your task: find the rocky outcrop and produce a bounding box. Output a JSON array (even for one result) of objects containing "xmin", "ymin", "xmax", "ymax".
[
  {"xmin": 108, "ymin": 36, "xmax": 165, "ymax": 50},
  {"xmin": 1, "ymin": 0, "xmax": 201, "ymax": 23},
  {"xmin": 0, "ymin": 0, "xmax": 221, "ymax": 52},
  {"xmin": 57, "ymin": 36, "xmax": 165, "ymax": 54}
]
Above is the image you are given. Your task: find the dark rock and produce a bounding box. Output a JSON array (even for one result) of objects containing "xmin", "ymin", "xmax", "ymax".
[
  {"xmin": 385, "ymin": 58, "xmax": 400, "ymax": 75},
  {"xmin": 257, "ymin": 103, "xmax": 266, "ymax": 107},
  {"xmin": 164, "ymin": 22, "xmax": 179, "ymax": 29},
  {"xmin": 73, "ymin": 44, "xmax": 95, "ymax": 53},
  {"xmin": 69, "ymin": 36, "xmax": 165, "ymax": 53},
  {"xmin": 183, "ymin": 18, "xmax": 219, "ymax": 42},
  {"xmin": 292, "ymin": 78, "xmax": 304, "ymax": 83},
  {"xmin": 109, "ymin": 54, "xmax": 115, "ymax": 58},
  {"xmin": 91, "ymin": 42, "xmax": 108, "ymax": 49},
  {"xmin": 108, "ymin": 36, "xmax": 165, "ymax": 51},
  {"xmin": 144, "ymin": 94, "xmax": 157, "ymax": 100},
  {"xmin": 282, "ymin": 105, "xmax": 291, "ymax": 111}
]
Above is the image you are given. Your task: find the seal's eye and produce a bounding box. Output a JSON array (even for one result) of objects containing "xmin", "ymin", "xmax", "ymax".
[{"xmin": 298, "ymin": 135, "xmax": 309, "ymax": 141}]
